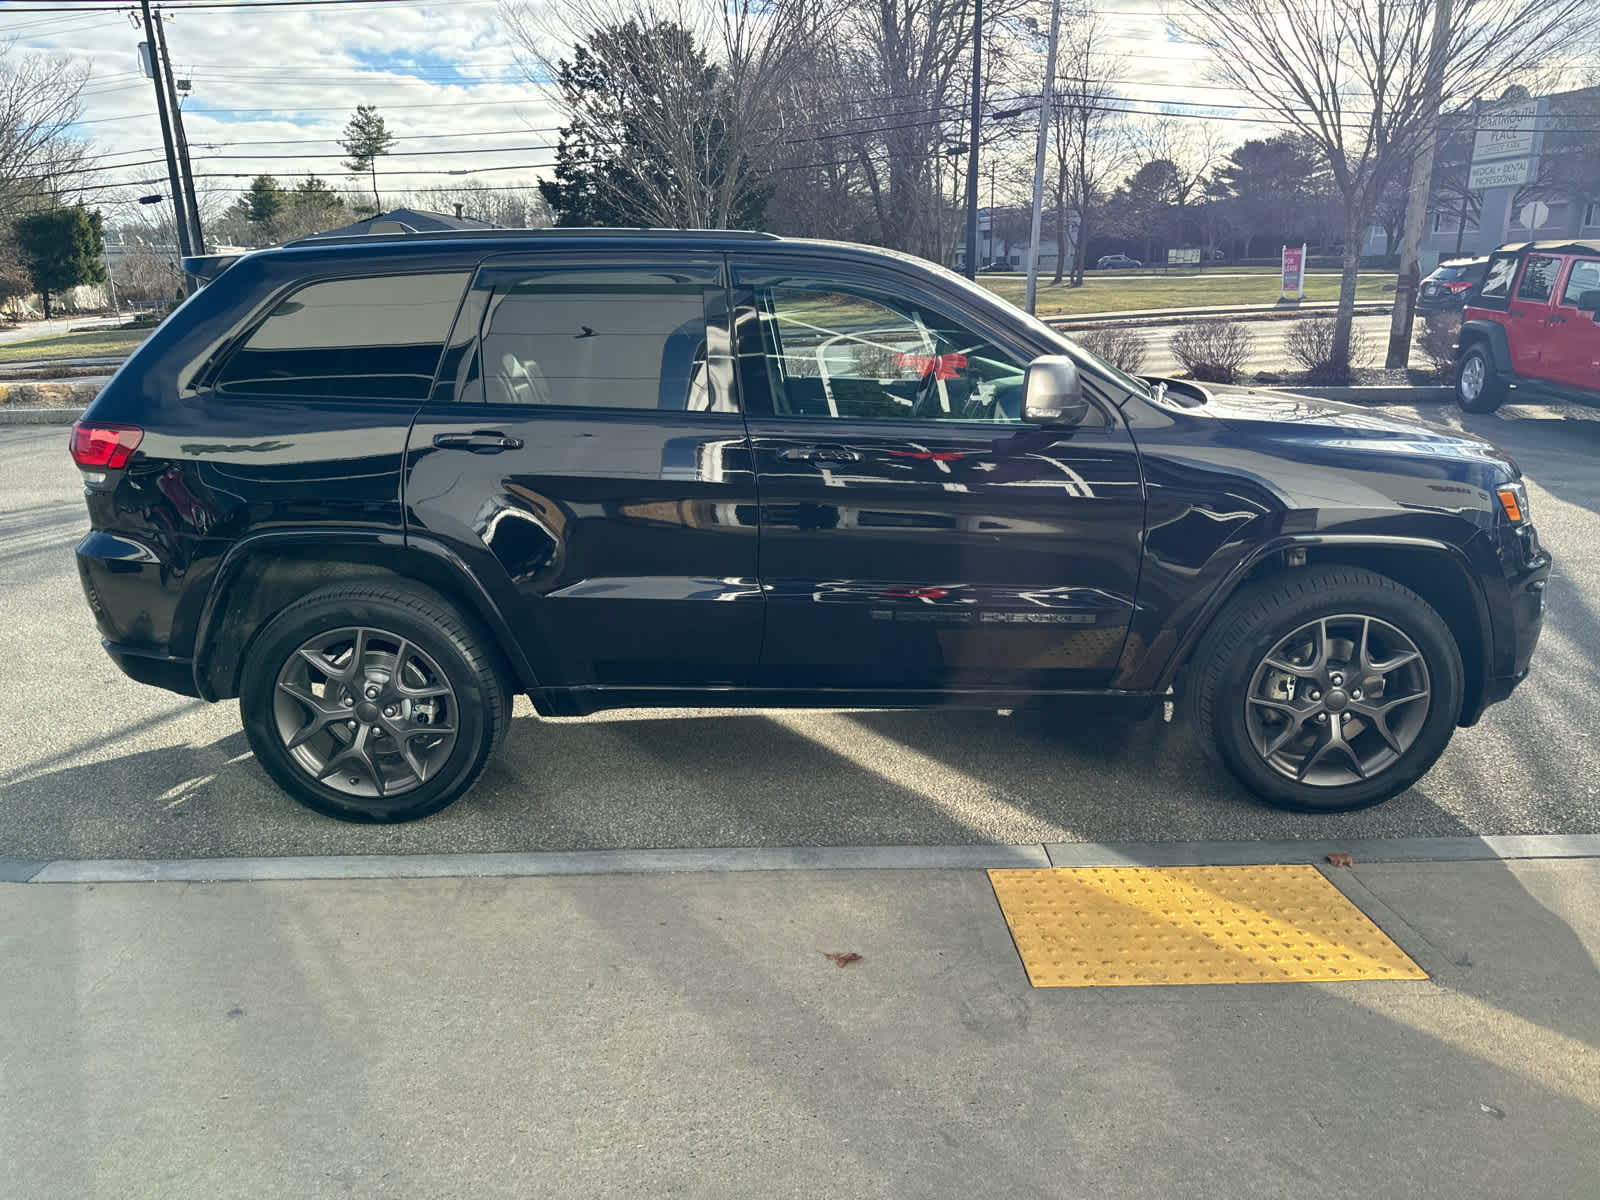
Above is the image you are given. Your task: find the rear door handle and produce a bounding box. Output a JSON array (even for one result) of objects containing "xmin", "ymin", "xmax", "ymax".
[
  {"xmin": 432, "ymin": 431, "xmax": 524, "ymax": 452},
  {"xmin": 779, "ymin": 446, "xmax": 862, "ymax": 463}
]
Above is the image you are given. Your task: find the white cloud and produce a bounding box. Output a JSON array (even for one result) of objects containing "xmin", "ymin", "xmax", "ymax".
[{"xmin": 4, "ymin": 0, "xmax": 562, "ymax": 216}]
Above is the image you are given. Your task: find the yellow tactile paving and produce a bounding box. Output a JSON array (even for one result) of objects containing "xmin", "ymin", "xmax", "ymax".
[{"xmin": 988, "ymin": 865, "xmax": 1427, "ymax": 988}]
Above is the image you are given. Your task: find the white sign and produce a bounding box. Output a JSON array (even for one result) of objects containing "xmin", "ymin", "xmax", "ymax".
[
  {"xmin": 1468, "ymin": 157, "xmax": 1533, "ymax": 191},
  {"xmin": 1167, "ymin": 247, "xmax": 1201, "ymax": 265},
  {"xmin": 1472, "ymin": 99, "xmax": 1538, "ymax": 163},
  {"xmin": 1520, "ymin": 201, "xmax": 1551, "ymax": 229}
]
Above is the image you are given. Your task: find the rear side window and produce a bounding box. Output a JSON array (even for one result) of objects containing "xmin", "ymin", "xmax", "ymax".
[
  {"xmin": 1515, "ymin": 255, "xmax": 1563, "ymax": 302},
  {"xmin": 1477, "ymin": 252, "xmax": 1520, "ymax": 303},
  {"xmin": 216, "ymin": 272, "xmax": 468, "ymax": 401},
  {"xmin": 478, "ymin": 269, "xmax": 731, "ymax": 412}
]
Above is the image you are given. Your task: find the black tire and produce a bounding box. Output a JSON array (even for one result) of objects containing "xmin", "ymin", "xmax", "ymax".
[
  {"xmin": 240, "ymin": 583, "xmax": 509, "ymax": 823},
  {"xmin": 1181, "ymin": 566, "xmax": 1464, "ymax": 813},
  {"xmin": 1456, "ymin": 345, "xmax": 1504, "ymax": 413}
]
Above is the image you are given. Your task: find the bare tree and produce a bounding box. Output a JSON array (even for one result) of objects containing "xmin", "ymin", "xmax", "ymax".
[
  {"xmin": 503, "ymin": 0, "xmax": 823, "ymax": 228},
  {"xmin": 1175, "ymin": 0, "xmax": 1592, "ymax": 378},
  {"xmin": 393, "ymin": 181, "xmax": 554, "ymax": 228},
  {"xmin": 1133, "ymin": 115, "xmax": 1225, "ymax": 251},
  {"xmin": 1046, "ymin": 11, "xmax": 1133, "ymax": 284},
  {"xmin": 0, "ymin": 40, "xmax": 90, "ymax": 224}
]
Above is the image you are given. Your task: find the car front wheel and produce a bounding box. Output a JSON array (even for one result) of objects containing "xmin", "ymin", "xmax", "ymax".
[
  {"xmin": 240, "ymin": 583, "xmax": 509, "ymax": 822},
  {"xmin": 1183, "ymin": 566, "xmax": 1464, "ymax": 813}
]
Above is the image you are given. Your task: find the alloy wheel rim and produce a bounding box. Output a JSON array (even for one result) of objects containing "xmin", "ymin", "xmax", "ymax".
[
  {"xmin": 1244, "ymin": 614, "xmax": 1431, "ymax": 787},
  {"xmin": 272, "ymin": 626, "xmax": 458, "ymax": 800},
  {"xmin": 1461, "ymin": 356, "xmax": 1484, "ymax": 399}
]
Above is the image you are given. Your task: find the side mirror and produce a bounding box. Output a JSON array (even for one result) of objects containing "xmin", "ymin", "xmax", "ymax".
[
  {"xmin": 1577, "ymin": 289, "xmax": 1600, "ymax": 314},
  {"xmin": 1023, "ymin": 355, "xmax": 1090, "ymax": 426}
]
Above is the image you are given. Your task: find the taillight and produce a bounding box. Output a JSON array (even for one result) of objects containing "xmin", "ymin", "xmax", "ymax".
[
  {"xmin": 70, "ymin": 422, "xmax": 143, "ymax": 470},
  {"xmin": 1445, "ymin": 281, "xmax": 1473, "ymax": 292}
]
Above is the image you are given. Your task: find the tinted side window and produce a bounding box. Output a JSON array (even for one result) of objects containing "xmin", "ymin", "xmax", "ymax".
[
  {"xmin": 479, "ymin": 270, "xmax": 729, "ymax": 412},
  {"xmin": 1515, "ymin": 255, "xmax": 1563, "ymax": 302},
  {"xmin": 216, "ymin": 272, "xmax": 468, "ymax": 401},
  {"xmin": 753, "ymin": 283, "xmax": 1032, "ymax": 424},
  {"xmin": 1561, "ymin": 259, "xmax": 1600, "ymax": 306},
  {"xmin": 1478, "ymin": 252, "xmax": 1520, "ymax": 302}
]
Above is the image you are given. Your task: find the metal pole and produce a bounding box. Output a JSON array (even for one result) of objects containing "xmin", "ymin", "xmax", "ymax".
[
  {"xmin": 139, "ymin": 0, "xmax": 191, "ymax": 261},
  {"xmin": 1385, "ymin": 0, "xmax": 1453, "ymax": 367},
  {"xmin": 153, "ymin": 10, "xmax": 205, "ymax": 256},
  {"xmin": 1024, "ymin": 0, "xmax": 1063, "ymax": 314},
  {"xmin": 962, "ymin": 0, "xmax": 982, "ymax": 279}
]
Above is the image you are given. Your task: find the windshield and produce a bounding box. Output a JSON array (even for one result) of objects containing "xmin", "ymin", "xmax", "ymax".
[{"xmin": 912, "ymin": 258, "xmax": 1152, "ymax": 402}]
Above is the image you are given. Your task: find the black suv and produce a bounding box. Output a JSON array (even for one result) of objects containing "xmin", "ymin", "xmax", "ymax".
[{"xmin": 71, "ymin": 230, "xmax": 1550, "ymax": 822}]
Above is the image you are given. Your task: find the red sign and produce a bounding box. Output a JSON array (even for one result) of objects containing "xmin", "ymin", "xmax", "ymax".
[{"xmin": 1281, "ymin": 244, "xmax": 1306, "ymax": 300}]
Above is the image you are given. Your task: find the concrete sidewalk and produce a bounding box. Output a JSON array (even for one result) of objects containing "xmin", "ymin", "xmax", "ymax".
[{"xmin": 3, "ymin": 852, "xmax": 1595, "ymax": 1198}]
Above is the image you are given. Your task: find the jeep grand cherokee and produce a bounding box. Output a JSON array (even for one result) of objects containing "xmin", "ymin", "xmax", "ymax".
[{"xmin": 71, "ymin": 229, "xmax": 1551, "ymax": 822}]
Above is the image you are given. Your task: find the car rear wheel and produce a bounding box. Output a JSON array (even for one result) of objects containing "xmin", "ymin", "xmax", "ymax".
[
  {"xmin": 1456, "ymin": 345, "xmax": 1504, "ymax": 413},
  {"xmin": 240, "ymin": 583, "xmax": 509, "ymax": 822},
  {"xmin": 1183, "ymin": 566, "xmax": 1463, "ymax": 813}
]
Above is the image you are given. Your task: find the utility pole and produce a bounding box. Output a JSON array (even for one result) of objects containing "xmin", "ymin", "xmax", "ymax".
[
  {"xmin": 962, "ymin": 0, "xmax": 983, "ymax": 279},
  {"xmin": 1025, "ymin": 0, "xmax": 1063, "ymax": 314},
  {"xmin": 139, "ymin": 0, "xmax": 191, "ymax": 261},
  {"xmin": 1385, "ymin": 0, "xmax": 1453, "ymax": 368},
  {"xmin": 153, "ymin": 8, "xmax": 205, "ymax": 255}
]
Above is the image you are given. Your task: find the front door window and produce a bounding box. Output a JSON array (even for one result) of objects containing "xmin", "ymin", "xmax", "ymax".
[{"xmin": 754, "ymin": 285, "xmax": 1033, "ymax": 424}]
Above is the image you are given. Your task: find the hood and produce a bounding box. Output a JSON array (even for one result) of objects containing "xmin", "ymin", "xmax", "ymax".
[{"xmin": 1159, "ymin": 380, "xmax": 1521, "ymax": 478}]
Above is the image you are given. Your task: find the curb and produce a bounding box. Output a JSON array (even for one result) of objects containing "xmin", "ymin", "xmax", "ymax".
[
  {"xmin": 5, "ymin": 834, "xmax": 1598, "ymax": 884},
  {"xmin": 0, "ymin": 406, "xmax": 87, "ymax": 425},
  {"xmin": 1051, "ymin": 302, "xmax": 1392, "ymax": 329}
]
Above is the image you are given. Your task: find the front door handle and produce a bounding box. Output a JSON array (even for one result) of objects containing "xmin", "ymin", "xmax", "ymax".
[
  {"xmin": 1548, "ymin": 316, "xmax": 1567, "ymax": 325},
  {"xmin": 779, "ymin": 446, "xmax": 862, "ymax": 464},
  {"xmin": 432, "ymin": 431, "xmax": 524, "ymax": 452}
]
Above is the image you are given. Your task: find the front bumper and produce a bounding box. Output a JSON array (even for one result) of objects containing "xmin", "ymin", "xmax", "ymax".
[
  {"xmin": 1464, "ymin": 529, "xmax": 1550, "ymax": 724},
  {"xmin": 103, "ymin": 641, "xmax": 201, "ymax": 698}
]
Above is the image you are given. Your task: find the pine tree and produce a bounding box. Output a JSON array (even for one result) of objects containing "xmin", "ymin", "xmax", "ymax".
[
  {"xmin": 340, "ymin": 105, "xmax": 396, "ymax": 212},
  {"xmin": 245, "ymin": 175, "xmax": 284, "ymax": 231},
  {"xmin": 13, "ymin": 206, "xmax": 106, "ymax": 318}
]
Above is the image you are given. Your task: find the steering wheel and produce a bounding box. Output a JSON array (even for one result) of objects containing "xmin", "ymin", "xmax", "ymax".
[{"xmin": 909, "ymin": 361, "xmax": 945, "ymax": 419}]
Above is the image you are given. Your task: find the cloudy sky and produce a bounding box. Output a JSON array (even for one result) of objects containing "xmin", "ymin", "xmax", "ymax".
[{"xmin": 0, "ymin": 0, "xmax": 1243, "ymax": 224}]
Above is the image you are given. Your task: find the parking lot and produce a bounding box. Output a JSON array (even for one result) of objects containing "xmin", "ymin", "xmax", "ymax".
[{"xmin": 4, "ymin": 401, "xmax": 1600, "ymax": 863}]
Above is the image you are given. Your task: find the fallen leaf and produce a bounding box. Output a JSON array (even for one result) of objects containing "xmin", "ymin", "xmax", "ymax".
[
  {"xmin": 823, "ymin": 952, "xmax": 863, "ymax": 968},
  {"xmin": 1326, "ymin": 852, "xmax": 1354, "ymax": 867}
]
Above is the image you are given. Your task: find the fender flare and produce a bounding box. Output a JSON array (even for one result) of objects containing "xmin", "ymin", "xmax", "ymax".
[
  {"xmin": 1456, "ymin": 319, "xmax": 1512, "ymax": 374},
  {"xmin": 1155, "ymin": 533, "xmax": 1495, "ymax": 720},
  {"xmin": 191, "ymin": 528, "xmax": 543, "ymax": 702}
]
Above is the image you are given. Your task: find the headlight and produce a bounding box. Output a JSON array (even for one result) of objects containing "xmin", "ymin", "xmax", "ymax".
[{"xmin": 1496, "ymin": 481, "xmax": 1529, "ymax": 525}]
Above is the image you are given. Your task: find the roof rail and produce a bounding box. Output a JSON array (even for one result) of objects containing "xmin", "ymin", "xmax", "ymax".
[{"xmin": 282, "ymin": 227, "xmax": 783, "ymax": 249}]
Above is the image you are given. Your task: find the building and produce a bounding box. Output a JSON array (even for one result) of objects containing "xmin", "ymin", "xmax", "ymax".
[{"xmin": 1425, "ymin": 85, "xmax": 1600, "ymax": 261}]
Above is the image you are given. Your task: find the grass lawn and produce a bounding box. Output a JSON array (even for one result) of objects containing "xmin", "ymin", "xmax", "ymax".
[
  {"xmin": 0, "ymin": 328, "xmax": 151, "ymax": 363},
  {"xmin": 981, "ymin": 272, "xmax": 1397, "ymax": 317}
]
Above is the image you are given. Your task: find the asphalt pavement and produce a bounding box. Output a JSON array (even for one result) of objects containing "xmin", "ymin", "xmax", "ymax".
[{"xmin": 4, "ymin": 399, "xmax": 1600, "ymax": 862}]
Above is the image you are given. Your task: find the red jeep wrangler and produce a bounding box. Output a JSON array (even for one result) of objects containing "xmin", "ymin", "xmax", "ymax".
[{"xmin": 1455, "ymin": 239, "xmax": 1600, "ymax": 412}]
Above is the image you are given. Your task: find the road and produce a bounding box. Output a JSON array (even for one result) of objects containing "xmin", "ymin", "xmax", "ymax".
[
  {"xmin": 3, "ymin": 398, "xmax": 1598, "ymax": 862},
  {"xmin": 0, "ymin": 314, "xmax": 126, "ymax": 347}
]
